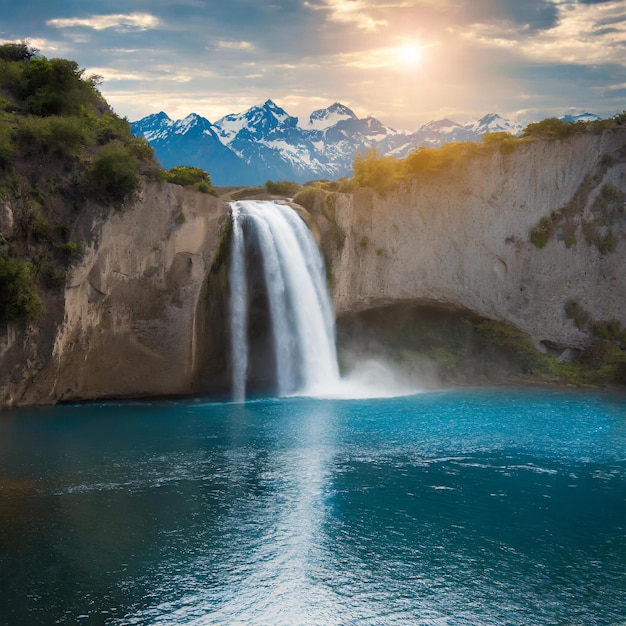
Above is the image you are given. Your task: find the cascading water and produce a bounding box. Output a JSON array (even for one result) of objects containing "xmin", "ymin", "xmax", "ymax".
[{"xmin": 228, "ymin": 200, "xmax": 340, "ymax": 401}]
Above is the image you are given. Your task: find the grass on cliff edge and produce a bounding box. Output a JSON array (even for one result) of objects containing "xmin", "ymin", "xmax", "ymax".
[{"xmin": 351, "ymin": 113, "xmax": 626, "ymax": 196}]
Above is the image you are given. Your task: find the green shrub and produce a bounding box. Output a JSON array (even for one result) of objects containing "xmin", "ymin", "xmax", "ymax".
[
  {"xmin": 57, "ymin": 240, "xmax": 82, "ymax": 261},
  {"xmin": 194, "ymin": 180, "xmax": 217, "ymax": 195},
  {"xmin": 163, "ymin": 166, "xmax": 215, "ymax": 194},
  {"xmin": 23, "ymin": 57, "xmax": 99, "ymax": 116},
  {"xmin": 0, "ymin": 59, "xmax": 27, "ymax": 102},
  {"xmin": 87, "ymin": 140, "xmax": 140, "ymax": 204},
  {"xmin": 164, "ymin": 165, "xmax": 208, "ymax": 186},
  {"xmin": 564, "ymin": 299, "xmax": 591, "ymax": 330},
  {"xmin": 94, "ymin": 113, "xmax": 133, "ymax": 144},
  {"xmin": 0, "ymin": 125, "xmax": 15, "ymax": 168},
  {"xmin": 0, "ymin": 41, "xmax": 38, "ymax": 62},
  {"xmin": 266, "ymin": 179, "xmax": 301, "ymax": 196},
  {"xmin": 530, "ymin": 216, "xmax": 554, "ymax": 248},
  {"xmin": 521, "ymin": 118, "xmax": 580, "ymax": 140},
  {"xmin": 15, "ymin": 115, "xmax": 92, "ymax": 157},
  {"xmin": 0, "ymin": 256, "xmax": 44, "ymax": 322}
]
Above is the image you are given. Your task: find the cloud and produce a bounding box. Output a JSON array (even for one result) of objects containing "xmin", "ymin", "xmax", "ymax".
[
  {"xmin": 47, "ymin": 13, "xmax": 160, "ymax": 32},
  {"xmin": 217, "ymin": 41, "xmax": 254, "ymax": 50},
  {"xmin": 304, "ymin": 0, "xmax": 389, "ymax": 31},
  {"xmin": 87, "ymin": 67, "xmax": 156, "ymax": 82},
  {"xmin": 457, "ymin": 1, "xmax": 626, "ymax": 65}
]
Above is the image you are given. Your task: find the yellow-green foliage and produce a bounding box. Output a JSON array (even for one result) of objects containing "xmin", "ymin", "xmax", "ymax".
[
  {"xmin": 305, "ymin": 177, "xmax": 355, "ymax": 193},
  {"xmin": 530, "ymin": 216, "xmax": 555, "ymax": 248},
  {"xmin": 353, "ymin": 148, "xmax": 404, "ymax": 195},
  {"xmin": 406, "ymin": 141, "xmax": 485, "ymax": 175},
  {"xmin": 163, "ymin": 165, "xmax": 217, "ymax": 195},
  {"xmin": 266, "ymin": 179, "xmax": 301, "ymax": 196},
  {"xmin": 522, "ymin": 117, "xmax": 583, "ymax": 140},
  {"xmin": 482, "ymin": 131, "xmax": 527, "ymax": 154}
]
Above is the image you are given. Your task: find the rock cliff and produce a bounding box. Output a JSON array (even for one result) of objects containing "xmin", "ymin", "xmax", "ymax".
[
  {"xmin": 0, "ymin": 183, "xmax": 228, "ymax": 406},
  {"xmin": 2, "ymin": 129, "xmax": 625, "ymax": 406},
  {"xmin": 325, "ymin": 129, "xmax": 626, "ymax": 356}
]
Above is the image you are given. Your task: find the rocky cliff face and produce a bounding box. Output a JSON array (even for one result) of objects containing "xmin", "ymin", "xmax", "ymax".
[
  {"xmin": 2, "ymin": 130, "xmax": 625, "ymax": 406},
  {"xmin": 326, "ymin": 129, "xmax": 626, "ymax": 355},
  {"xmin": 0, "ymin": 183, "xmax": 228, "ymax": 406}
]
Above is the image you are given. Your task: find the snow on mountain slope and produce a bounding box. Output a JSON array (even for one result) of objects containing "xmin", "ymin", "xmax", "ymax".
[
  {"xmin": 131, "ymin": 103, "xmax": 601, "ymax": 185},
  {"xmin": 303, "ymin": 102, "xmax": 357, "ymax": 130},
  {"xmin": 560, "ymin": 112, "xmax": 602, "ymax": 123}
]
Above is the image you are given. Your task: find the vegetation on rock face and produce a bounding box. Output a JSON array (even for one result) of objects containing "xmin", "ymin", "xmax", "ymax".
[
  {"xmin": 163, "ymin": 165, "xmax": 217, "ymax": 195},
  {"xmin": 0, "ymin": 257, "xmax": 43, "ymax": 323},
  {"xmin": 338, "ymin": 305, "xmax": 626, "ymax": 388},
  {"xmin": 527, "ymin": 159, "xmax": 625, "ymax": 252},
  {"xmin": 0, "ymin": 41, "xmax": 162, "ymax": 325},
  {"xmin": 351, "ymin": 111, "xmax": 626, "ymax": 196}
]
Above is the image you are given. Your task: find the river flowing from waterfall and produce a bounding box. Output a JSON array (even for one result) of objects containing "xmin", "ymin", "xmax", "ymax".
[{"xmin": 1, "ymin": 388, "xmax": 625, "ymax": 625}]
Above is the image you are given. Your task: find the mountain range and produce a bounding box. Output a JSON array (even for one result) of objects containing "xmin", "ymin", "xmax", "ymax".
[{"xmin": 130, "ymin": 102, "xmax": 599, "ymax": 186}]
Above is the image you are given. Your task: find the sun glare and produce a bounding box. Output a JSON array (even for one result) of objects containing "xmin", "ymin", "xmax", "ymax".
[{"xmin": 397, "ymin": 43, "xmax": 422, "ymax": 66}]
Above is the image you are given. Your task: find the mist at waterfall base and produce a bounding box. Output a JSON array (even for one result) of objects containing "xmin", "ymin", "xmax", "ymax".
[
  {"xmin": 2, "ymin": 389, "xmax": 625, "ymax": 625},
  {"xmin": 227, "ymin": 200, "xmax": 417, "ymax": 401}
]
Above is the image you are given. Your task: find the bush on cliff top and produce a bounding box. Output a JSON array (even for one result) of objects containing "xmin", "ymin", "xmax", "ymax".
[{"xmin": 163, "ymin": 166, "xmax": 217, "ymax": 195}]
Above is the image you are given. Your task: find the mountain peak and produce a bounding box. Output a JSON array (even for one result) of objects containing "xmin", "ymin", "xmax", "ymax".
[
  {"xmin": 305, "ymin": 102, "xmax": 357, "ymax": 130},
  {"xmin": 560, "ymin": 112, "xmax": 601, "ymax": 123},
  {"xmin": 262, "ymin": 98, "xmax": 279, "ymax": 109}
]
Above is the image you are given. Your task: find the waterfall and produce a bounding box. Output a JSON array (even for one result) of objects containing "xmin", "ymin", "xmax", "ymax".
[
  {"xmin": 228, "ymin": 200, "xmax": 340, "ymax": 400},
  {"xmin": 228, "ymin": 204, "xmax": 248, "ymax": 404}
]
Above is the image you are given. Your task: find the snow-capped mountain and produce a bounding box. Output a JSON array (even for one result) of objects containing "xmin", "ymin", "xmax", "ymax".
[
  {"xmin": 303, "ymin": 102, "xmax": 357, "ymax": 130},
  {"xmin": 130, "ymin": 103, "xmax": 586, "ymax": 186},
  {"xmin": 131, "ymin": 111, "xmax": 246, "ymax": 184},
  {"xmin": 559, "ymin": 112, "xmax": 602, "ymax": 123}
]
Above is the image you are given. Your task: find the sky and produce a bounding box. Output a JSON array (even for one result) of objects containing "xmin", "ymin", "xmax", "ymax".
[{"xmin": 1, "ymin": 0, "xmax": 625, "ymax": 129}]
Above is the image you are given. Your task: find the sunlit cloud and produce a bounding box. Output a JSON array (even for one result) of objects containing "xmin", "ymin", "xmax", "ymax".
[
  {"xmin": 87, "ymin": 67, "xmax": 155, "ymax": 81},
  {"xmin": 338, "ymin": 40, "xmax": 430, "ymax": 69},
  {"xmin": 0, "ymin": 37, "xmax": 62, "ymax": 53},
  {"xmin": 304, "ymin": 0, "xmax": 388, "ymax": 30},
  {"xmin": 47, "ymin": 13, "xmax": 160, "ymax": 32},
  {"xmin": 217, "ymin": 40, "xmax": 254, "ymax": 50},
  {"xmin": 88, "ymin": 65, "xmax": 194, "ymax": 84},
  {"xmin": 458, "ymin": 1, "xmax": 626, "ymax": 65}
]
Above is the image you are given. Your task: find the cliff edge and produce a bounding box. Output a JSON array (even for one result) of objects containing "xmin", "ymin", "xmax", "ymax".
[{"xmin": 324, "ymin": 129, "xmax": 626, "ymax": 369}]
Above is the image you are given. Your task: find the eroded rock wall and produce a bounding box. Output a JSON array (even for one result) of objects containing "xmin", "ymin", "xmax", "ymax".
[
  {"xmin": 326, "ymin": 130, "xmax": 626, "ymax": 351},
  {"xmin": 1, "ymin": 182, "xmax": 228, "ymax": 406}
]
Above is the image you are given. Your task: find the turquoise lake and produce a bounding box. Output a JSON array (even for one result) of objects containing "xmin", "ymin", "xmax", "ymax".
[{"xmin": 1, "ymin": 388, "xmax": 625, "ymax": 625}]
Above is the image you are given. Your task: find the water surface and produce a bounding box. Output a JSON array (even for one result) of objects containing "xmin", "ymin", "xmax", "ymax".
[{"xmin": 1, "ymin": 388, "xmax": 625, "ymax": 624}]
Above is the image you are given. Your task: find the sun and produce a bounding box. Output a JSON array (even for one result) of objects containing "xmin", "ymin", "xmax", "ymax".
[{"xmin": 397, "ymin": 43, "xmax": 422, "ymax": 67}]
